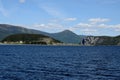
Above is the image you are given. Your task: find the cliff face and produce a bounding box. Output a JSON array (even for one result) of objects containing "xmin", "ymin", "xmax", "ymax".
[{"xmin": 84, "ymin": 36, "xmax": 120, "ymax": 46}]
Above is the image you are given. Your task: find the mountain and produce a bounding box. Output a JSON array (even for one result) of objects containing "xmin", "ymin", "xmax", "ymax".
[
  {"xmin": 84, "ymin": 36, "xmax": 120, "ymax": 45},
  {"xmin": 2, "ymin": 34, "xmax": 61, "ymax": 45},
  {"xmin": 0, "ymin": 24, "xmax": 49, "ymax": 41},
  {"xmin": 0, "ymin": 24, "xmax": 85, "ymax": 44},
  {"xmin": 49, "ymin": 30, "xmax": 85, "ymax": 44}
]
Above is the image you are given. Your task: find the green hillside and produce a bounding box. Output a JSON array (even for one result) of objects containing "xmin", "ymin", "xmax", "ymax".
[
  {"xmin": 49, "ymin": 30, "xmax": 85, "ymax": 44},
  {"xmin": 2, "ymin": 34, "xmax": 62, "ymax": 45},
  {"xmin": 0, "ymin": 24, "xmax": 85, "ymax": 44},
  {"xmin": 0, "ymin": 24, "xmax": 48, "ymax": 41}
]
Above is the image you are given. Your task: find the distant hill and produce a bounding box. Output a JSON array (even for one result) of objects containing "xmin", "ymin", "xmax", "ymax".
[
  {"xmin": 0, "ymin": 24, "xmax": 85, "ymax": 44},
  {"xmin": 0, "ymin": 24, "xmax": 48, "ymax": 41},
  {"xmin": 49, "ymin": 30, "xmax": 85, "ymax": 44},
  {"xmin": 84, "ymin": 36, "xmax": 120, "ymax": 45},
  {"xmin": 2, "ymin": 34, "xmax": 61, "ymax": 45}
]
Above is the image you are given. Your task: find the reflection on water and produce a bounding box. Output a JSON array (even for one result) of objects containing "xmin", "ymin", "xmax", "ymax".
[{"xmin": 0, "ymin": 45, "xmax": 120, "ymax": 80}]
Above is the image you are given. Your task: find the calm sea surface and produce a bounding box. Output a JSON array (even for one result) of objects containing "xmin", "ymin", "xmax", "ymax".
[{"xmin": 0, "ymin": 45, "xmax": 120, "ymax": 80}]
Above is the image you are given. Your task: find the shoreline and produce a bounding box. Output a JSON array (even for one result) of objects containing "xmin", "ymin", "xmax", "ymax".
[
  {"xmin": 0, "ymin": 43, "xmax": 120, "ymax": 46},
  {"xmin": 0, "ymin": 43, "xmax": 81, "ymax": 46}
]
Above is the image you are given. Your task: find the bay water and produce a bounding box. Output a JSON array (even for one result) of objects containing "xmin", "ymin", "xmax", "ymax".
[{"xmin": 0, "ymin": 45, "xmax": 120, "ymax": 80}]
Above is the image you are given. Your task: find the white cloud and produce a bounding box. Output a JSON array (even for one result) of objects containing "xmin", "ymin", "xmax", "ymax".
[
  {"xmin": 76, "ymin": 18, "xmax": 110, "ymax": 28},
  {"xmin": 81, "ymin": 29, "xmax": 97, "ymax": 32},
  {"xmin": 115, "ymin": 29, "xmax": 120, "ymax": 32},
  {"xmin": 33, "ymin": 23, "xmax": 66, "ymax": 33},
  {"xmin": 97, "ymin": 24, "xmax": 110, "ymax": 28},
  {"xmin": 77, "ymin": 23, "xmax": 92, "ymax": 28},
  {"xmin": 111, "ymin": 24, "xmax": 120, "ymax": 32},
  {"xmin": 80, "ymin": 28, "xmax": 97, "ymax": 35},
  {"xmin": 89, "ymin": 18, "xmax": 110, "ymax": 24},
  {"xmin": 31, "ymin": 18, "xmax": 120, "ymax": 35},
  {"xmin": 39, "ymin": 24, "xmax": 45, "ymax": 27},
  {"xmin": 70, "ymin": 18, "xmax": 120, "ymax": 34},
  {"xmin": 113, "ymin": 24, "xmax": 120, "ymax": 29},
  {"xmin": 97, "ymin": 24, "xmax": 120, "ymax": 30},
  {"xmin": 19, "ymin": 0, "xmax": 25, "ymax": 3},
  {"xmin": 64, "ymin": 18, "xmax": 77, "ymax": 21}
]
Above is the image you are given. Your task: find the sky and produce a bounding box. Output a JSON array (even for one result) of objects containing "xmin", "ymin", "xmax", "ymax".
[{"xmin": 0, "ymin": 0, "xmax": 120, "ymax": 36}]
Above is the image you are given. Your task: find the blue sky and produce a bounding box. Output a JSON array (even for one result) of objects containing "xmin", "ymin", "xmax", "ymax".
[{"xmin": 0, "ymin": 0, "xmax": 120, "ymax": 36}]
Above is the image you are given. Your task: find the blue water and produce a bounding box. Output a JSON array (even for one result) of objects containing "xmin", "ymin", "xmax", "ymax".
[{"xmin": 0, "ymin": 45, "xmax": 120, "ymax": 80}]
